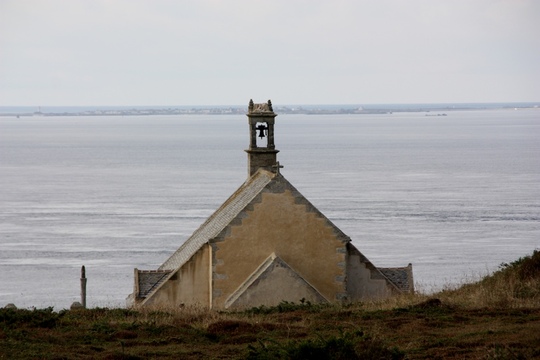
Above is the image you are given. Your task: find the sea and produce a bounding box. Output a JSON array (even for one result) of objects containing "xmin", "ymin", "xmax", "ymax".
[{"xmin": 1, "ymin": 108, "xmax": 539, "ymax": 310}]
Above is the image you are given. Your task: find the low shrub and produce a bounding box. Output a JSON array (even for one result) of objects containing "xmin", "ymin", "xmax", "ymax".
[
  {"xmin": 0, "ymin": 307, "xmax": 63, "ymax": 329},
  {"xmin": 244, "ymin": 299, "xmax": 331, "ymax": 315},
  {"xmin": 246, "ymin": 330, "xmax": 404, "ymax": 360}
]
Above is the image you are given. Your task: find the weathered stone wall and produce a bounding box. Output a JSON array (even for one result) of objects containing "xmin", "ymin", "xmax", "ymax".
[
  {"xmin": 226, "ymin": 255, "xmax": 328, "ymax": 309},
  {"xmin": 212, "ymin": 188, "xmax": 347, "ymax": 309},
  {"xmin": 346, "ymin": 244, "xmax": 393, "ymax": 299},
  {"xmin": 144, "ymin": 244, "xmax": 211, "ymax": 307},
  {"xmin": 246, "ymin": 149, "xmax": 279, "ymax": 177}
]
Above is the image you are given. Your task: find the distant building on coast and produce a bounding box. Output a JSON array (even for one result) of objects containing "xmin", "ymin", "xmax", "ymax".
[{"xmin": 127, "ymin": 100, "xmax": 413, "ymax": 309}]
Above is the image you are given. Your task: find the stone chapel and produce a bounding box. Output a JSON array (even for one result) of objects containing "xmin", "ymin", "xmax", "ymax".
[{"xmin": 127, "ymin": 100, "xmax": 413, "ymax": 309}]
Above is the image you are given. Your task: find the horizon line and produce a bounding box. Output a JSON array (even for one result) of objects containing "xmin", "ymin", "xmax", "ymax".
[{"xmin": 1, "ymin": 101, "xmax": 539, "ymax": 108}]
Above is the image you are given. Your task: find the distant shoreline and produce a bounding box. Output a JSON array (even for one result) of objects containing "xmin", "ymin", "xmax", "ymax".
[{"xmin": 0, "ymin": 102, "xmax": 538, "ymax": 117}]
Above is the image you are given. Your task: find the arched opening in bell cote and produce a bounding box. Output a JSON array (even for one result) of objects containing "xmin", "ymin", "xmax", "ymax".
[{"xmin": 255, "ymin": 122, "xmax": 269, "ymax": 148}]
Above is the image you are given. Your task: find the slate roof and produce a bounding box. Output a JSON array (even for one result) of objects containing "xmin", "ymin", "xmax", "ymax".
[
  {"xmin": 378, "ymin": 266, "xmax": 413, "ymax": 293},
  {"xmin": 158, "ymin": 170, "xmax": 275, "ymax": 271},
  {"xmin": 137, "ymin": 270, "xmax": 172, "ymax": 298}
]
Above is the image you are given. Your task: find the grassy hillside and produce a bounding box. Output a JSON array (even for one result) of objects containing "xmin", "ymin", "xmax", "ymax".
[{"xmin": 1, "ymin": 251, "xmax": 539, "ymax": 359}]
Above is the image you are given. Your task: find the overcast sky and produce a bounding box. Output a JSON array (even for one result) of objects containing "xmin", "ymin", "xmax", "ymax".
[{"xmin": 1, "ymin": 0, "xmax": 539, "ymax": 106}]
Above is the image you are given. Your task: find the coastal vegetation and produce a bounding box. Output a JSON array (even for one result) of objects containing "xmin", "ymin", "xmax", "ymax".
[{"xmin": 1, "ymin": 250, "xmax": 539, "ymax": 359}]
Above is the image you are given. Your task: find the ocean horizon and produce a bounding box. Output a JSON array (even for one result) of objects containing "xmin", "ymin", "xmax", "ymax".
[{"xmin": 1, "ymin": 102, "xmax": 539, "ymax": 115}]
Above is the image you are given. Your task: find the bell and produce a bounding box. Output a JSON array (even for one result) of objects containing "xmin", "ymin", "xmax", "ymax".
[{"xmin": 256, "ymin": 124, "xmax": 267, "ymax": 138}]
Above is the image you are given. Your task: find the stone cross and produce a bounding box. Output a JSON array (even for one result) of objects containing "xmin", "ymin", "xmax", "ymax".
[{"xmin": 272, "ymin": 161, "xmax": 284, "ymax": 174}]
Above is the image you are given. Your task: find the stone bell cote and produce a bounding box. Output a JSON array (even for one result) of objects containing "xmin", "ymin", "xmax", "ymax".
[{"xmin": 245, "ymin": 99, "xmax": 280, "ymax": 177}]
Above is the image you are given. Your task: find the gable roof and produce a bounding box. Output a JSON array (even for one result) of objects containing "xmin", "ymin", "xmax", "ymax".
[
  {"xmin": 136, "ymin": 169, "xmax": 353, "ymax": 304},
  {"xmin": 158, "ymin": 168, "xmax": 352, "ymax": 273},
  {"xmin": 225, "ymin": 253, "xmax": 328, "ymax": 309}
]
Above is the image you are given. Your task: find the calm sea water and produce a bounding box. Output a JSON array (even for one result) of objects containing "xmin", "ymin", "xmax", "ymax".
[{"xmin": 1, "ymin": 109, "xmax": 539, "ymax": 309}]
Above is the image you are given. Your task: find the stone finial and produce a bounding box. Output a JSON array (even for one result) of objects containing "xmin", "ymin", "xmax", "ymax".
[{"xmin": 248, "ymin": 99, "xmax": 274, "ymax": 114}]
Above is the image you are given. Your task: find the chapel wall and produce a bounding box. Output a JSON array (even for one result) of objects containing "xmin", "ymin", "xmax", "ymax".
[
  {"xmin": 346, "ymin": 251, "xmax": 393, "ymax": 300},
  {"xmin": 211, "ymin": 189, "xmax": 347, "ymax": 309},
  {"xmin": 144, "ymin": 244, "xmax": 211, "ymax": 308}
]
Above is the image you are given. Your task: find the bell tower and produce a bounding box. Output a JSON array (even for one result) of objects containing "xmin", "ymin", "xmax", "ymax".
[{"xmin": 245, "ymin": 99, "xmax": 279, "ymax": 177}]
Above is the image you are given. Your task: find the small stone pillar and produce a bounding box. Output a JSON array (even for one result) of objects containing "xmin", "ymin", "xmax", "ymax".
[{"xmin": 80, "ymin": 265, "xmax": 87, "ymax": 308}]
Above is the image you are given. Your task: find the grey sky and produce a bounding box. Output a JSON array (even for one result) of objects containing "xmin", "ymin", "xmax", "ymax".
[{"xmin": 1, "ymin": 0, "xmax": 539, "ymax": 106}]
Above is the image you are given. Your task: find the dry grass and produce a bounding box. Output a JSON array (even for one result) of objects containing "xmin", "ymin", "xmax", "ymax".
[
  {"xmin": 437, "ymin": 250, "xmax": 540, "ymax": 309},
  {"xmin": 1, "ymin": 250, "xmax": 539, "ymax": 359}
]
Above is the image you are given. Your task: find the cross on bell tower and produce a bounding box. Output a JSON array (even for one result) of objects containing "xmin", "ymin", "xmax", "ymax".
[{"xmin": 245, "ymin": 99, "xmax": 280, "ymax": 177}]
